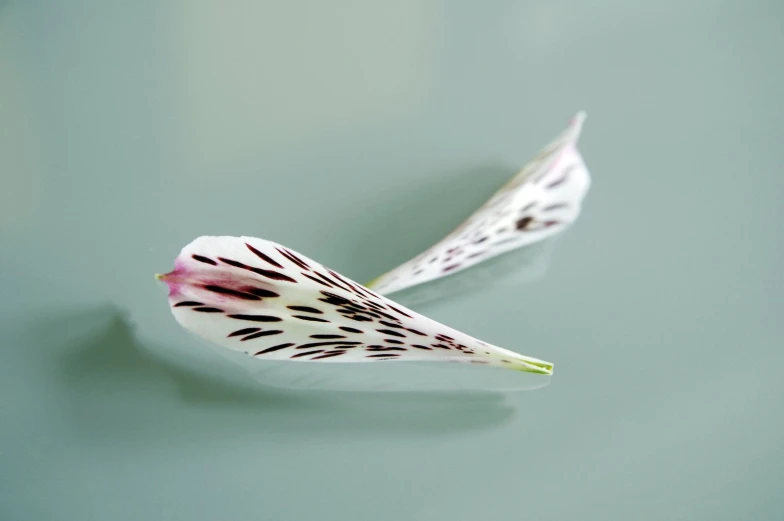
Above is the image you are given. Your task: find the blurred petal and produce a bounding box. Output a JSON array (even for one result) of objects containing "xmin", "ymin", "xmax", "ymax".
[{"xmin": 366, "ymin": 112, "xmax": 590, "ymax": 296}]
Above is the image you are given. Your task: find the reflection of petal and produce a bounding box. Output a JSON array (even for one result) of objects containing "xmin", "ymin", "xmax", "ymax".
[
  {"xmin": 366, "ymin": 112, "xmax": 590, "ymax": 296},
  {"xmin": 157, "ymin": 236, "xmax": 553, "ymax": 375}
]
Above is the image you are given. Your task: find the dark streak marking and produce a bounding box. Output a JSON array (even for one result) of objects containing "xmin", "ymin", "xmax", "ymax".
[
  {"xmin": 358, "ymin": 310, "xmax": 382, "ymax": 319},
  {"xmin": 546, "ymin": 173, "xmax": 568, "ymax": 189},
  {"xmin": 387, "ymin": 304, "xmax": 412, "ymax": 318},
  {"xmin": 350, "ymin": 281, "xmax": 378, "ymax": 300},
  {"xmin": 292, "ymin": 315, "xmax": 330, "ymax": 323},
  {"xmin": 319, "ymin": 291, "xmax": 352, "ymax": 306},
  {"xmin": 287, "ymin": 306, "xmax": 323, "ymax": 314},
  {"xmin": 255, "ymin": 269, "xmax": 297, "ymax": 282},
  {"xmin": 406, "ymin": 328, "xmax": 426, "ymax": 336},
  {"xmin": 340, "ymin": 326, "xmax": 363, "ymax": 333},
  {"xmin": 254, "ymin": 342, "xmax": 294, "ymax": 355},
  {"xmin": 324, "ymin": 269, "xmax": 356, "ymax": 292},
  {"xmin": 276, "ymin": 247, "xmax": 311, "ymax": 270},
  {"xmin": 366, "ymin": 308, "xmax": 400, "ymax": 322},
  {"xmin": 174, "ymin": 301, "xmax": 203, "ymax": 307},
  {"xmin": 384, "ymin": 339, "xmax": 404, "ymax": 345},
  {"xmin": 193, "ymin": 307, "xmax": 223, "ymax": 313},
  {"xmin": 376, "ymin": 329, "xmax": 405, "ymax": 338},
  {"xmin": 245, "ymin": 243, "xmax": 284, "ymax": 268},
  {"xmin": 546, "ymin": 165, "xmax": 574, "ymax": 189},
  {"xmin": 310, "ymin": 334, "xmax": 346, "ymax": 339},
  {"xmin": 367, "ymin": 347, "xmax": 407, "ymax": 351},
  {"xmin": 365, "ymin": 301, "xmax": 385, "ymax": 310},
  {"xmin": 366, "ymin": 354, "xmax": 400, "ymax": 358},
  {"xmin": 379, "ymin": 321, "xmax": 404, "ymax": 329},
  {"xmin": 241, "ymin": 330, "xmax": 283, "ymax": 341},
  {"xmin": 302, "ymin": 273, "xmax": 332, "ymax": 288},
  {"xmin": 432, "ymin": 343, "xmax": 452, "ymax": 350},
  {"xmin": 228, "ymin": 327, "xmax": 261, "ymax": 337},
  {"xmin": 191, "ymin": 254, "xmax": 217, "ymax": 265},
  {"xmin": 310, "ymin": 352, "xmax": 346, "ymax": 360},
  {"xmin": 228, "ymin": 314, "xmax": 282, "ymax": 322},
  {"xmin": 291, "ymin": 350, "xmax": 324, "ymax": 358},
  {"xmin": 245, "ymin": 287, "xmax": 280, "ymax": 298},
  {"xmin": 412, "ymin": 344, "xmax": 432, "ymax": 350},
  {"xmin": 296, "ymin": 341, "xmax": 362, "ymax": 350},
  {"xmin": 348, "ymin": 315, "xmax": 372, "ymax": 322},
  {"xmin": 516, "ymin": 216, "xmax": 534, "ymax": 231},
  {"xmin": 314, "ymin": 271, "xmax": 342, "ymax": 288},
  {"xmin": 218, "ymin": 257, "xmax": 297, "ymax": 283},
  {"xmin": 473, "ymin": 236, "xmax": 488, "ymax": 244},
  {"xmin": 203, "ymin": 285, "xmax": 261, "ymax": 300},
  {"xmin": 443, "ymin": 263, "xmax": 461, "ymax": 272}
]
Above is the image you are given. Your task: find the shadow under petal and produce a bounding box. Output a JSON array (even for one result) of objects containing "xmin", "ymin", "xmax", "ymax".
[
  {"xmin": 340, "ymin": 164, "xmax": 516, "ymax": 284},
  {"xmin": 15, "ymin": 306, "xmax": 519, "ymax": 444}
]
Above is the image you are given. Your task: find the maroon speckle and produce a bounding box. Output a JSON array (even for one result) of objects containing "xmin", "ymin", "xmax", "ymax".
[
  {"xmin": 291, "ymin": 350, "xmax": 324, "ymax": 358},
  {"xmin": 241, "ymin": 330, "xmax": 284, "ymax": 340},
  {"xmin": 340, "ymin": 326, "xmax": 363, "ymax": 333},
  {"xmin": 310, "ymin": 351, "xmax": 346, "ymax": 360},
  {"xmin": 203, "ymin": 284, "xmax": 261, "ymax": 301},
  {"xmin": 292, "ymin": 315, "xmax": 330, "ymax": 323},
  {"xmin": 255, "ymin": 343, "xmax": 295, "ymax": 355},
  {"xmin": 516, "ymin": 216, "xmax": 534, "ymax": 231},
  {"xmin": 174, "ymin": 301, "xmax": 202, "ymax": 307},
  {"xmin": 302, "ymin": 273, "xmax": 333, "ymax": 288},
  {"xmin": 218, "ymin": 257, "xmax": 297, "ymax": 283},
  {"xmin": 276, "ymin": 247, "xmax": 311, "ymax": 270},
  {"xmin": 192, "ymin": 307, "xmax": 223, "ymax": 313},
  {"xmin": 191, "ymin": 254, "xmax": 217, "ymax": 266},
  {"xmin": 287, "ymin": 306, "xmax": 323, "ymax": 314},
  {"xmin": 228, "ymin": 314, "xmax": 282, "ymax": 322},
  {"xmin": 387, "ymin": 304, "xmax": 412, "ymax": 318},
  {"xmin": 228, "ymin": 327, "xmax": 261, "ymax": 337},
  {"xmin": 245, "ymin": 243, "xmax": 284, "ymax": 268}
]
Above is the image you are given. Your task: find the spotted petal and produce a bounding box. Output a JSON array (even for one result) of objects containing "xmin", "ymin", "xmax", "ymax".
[
  {"xmin": 157, "ymin": 236, "xmax": 553, "ymax": 375},
  {"xmin": 365, "ymin": 112, "xmax": 590, "ymax": 296}
]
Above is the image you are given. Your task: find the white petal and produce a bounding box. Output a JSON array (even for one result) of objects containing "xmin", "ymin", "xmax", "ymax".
[
  {"xmin": 366, "ymin": 112, "xmax": 590, "ymax": 296},
  {"xmin": 157, "ymin": 235, "xmax": 553, "ymax": 375}
]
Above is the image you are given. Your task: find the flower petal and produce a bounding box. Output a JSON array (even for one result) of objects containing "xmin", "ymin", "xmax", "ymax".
[
  {"xmin": 365, "ymin": 112, "xmax": 590, "ymax": 296},
  {"xmin": 158, "ymin": 235, "xmax": 553, "ymax": 375}
]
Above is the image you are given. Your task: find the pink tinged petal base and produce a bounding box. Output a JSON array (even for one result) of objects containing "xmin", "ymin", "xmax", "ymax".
[
  {"xmin": 364, "ymin": 112, "xmax": 591, "ymax": 296},
  {"xmin": 157, "ymin": 236, "xmax": 553, "ymax": 375}
]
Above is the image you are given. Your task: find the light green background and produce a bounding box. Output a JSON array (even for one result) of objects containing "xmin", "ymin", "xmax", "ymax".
[{"xmin": 1, "ymin": 1, "xmax": 782, "ymax": 520}]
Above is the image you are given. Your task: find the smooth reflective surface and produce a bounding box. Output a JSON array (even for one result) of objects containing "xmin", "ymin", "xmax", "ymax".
[{"xmin": 2, "ymin": 1, "xmax": 783, "ymax": 520}]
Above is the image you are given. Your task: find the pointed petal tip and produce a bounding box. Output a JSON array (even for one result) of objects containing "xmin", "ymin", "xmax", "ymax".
[{"xmin": 518, "ymin": 359, "xmax": 554, "ymax": 375}]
